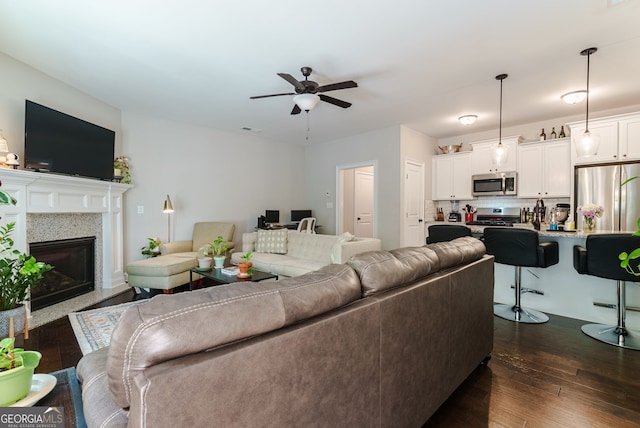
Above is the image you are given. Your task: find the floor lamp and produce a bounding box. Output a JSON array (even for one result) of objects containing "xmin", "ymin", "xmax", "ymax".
[{"xmin": 163, "ymin": 195, "xmax": 174, "ymax": 242}]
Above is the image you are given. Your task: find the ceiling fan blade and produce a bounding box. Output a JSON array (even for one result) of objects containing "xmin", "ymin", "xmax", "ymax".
[
  {"xmin": 250, "ymin": 92, "xmax": 295, "ymax": 99},
  {"xmin": 319, "ymin": 94, "xmax": 352, "ymax": 109},
  {"xmin": 318, "ymin": 80, "xmax": 358, "ymax": 92},
  {"xmin": 291, "ymin": 104, "xmax": 302, "ymax": 115},
  {"xmin": 277, "ymin": 73, "xmax": 306, "ymax": 92}
]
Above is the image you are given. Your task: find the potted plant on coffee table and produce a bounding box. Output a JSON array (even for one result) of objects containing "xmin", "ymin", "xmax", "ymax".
[
  {"xmin": 0, "ymin": 222, "xmax": 53, "ymax": 337},
  {"xmin": 0, "ymin": 337, "xmax": 42, "ymax": 406},
  {"xmin": 205, "ymin": 235, "xmax": 230, "ymax": 269},
  {"xmin": 237, "ymin": 251, "xmax": 253, "ymax": 278}
]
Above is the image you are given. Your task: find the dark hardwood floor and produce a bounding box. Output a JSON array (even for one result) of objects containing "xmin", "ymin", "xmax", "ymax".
[{"xmin": 13, "ymin": 295, "xmax": 640, "ymax": 427}]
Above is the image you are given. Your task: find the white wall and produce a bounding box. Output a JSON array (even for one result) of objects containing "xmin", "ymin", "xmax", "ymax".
[
  {"xmin": 121, "ymin": 111, "xmax": 306, "ymax": 263},
  {"xmin": 305, "ymin": 126, "xmax": 401, "ymax": 250},
  {"xmin": 0, "ymin": 51, "xmax": 122, "ymax": 162}
]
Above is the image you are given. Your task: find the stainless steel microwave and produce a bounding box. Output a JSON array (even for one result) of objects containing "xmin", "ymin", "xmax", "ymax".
[{"xmin": 472, "ymin": 172, "xmax": 517, "ymax": 196}]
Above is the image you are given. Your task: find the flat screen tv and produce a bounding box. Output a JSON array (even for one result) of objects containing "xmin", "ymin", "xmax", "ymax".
[{"xmin": 24, "ymin": 100, "xmax": 115, "ymax": 180}]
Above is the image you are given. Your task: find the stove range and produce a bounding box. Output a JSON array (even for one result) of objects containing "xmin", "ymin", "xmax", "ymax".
[
  {"xmin": 466, "ymin": 207, "xmax": 520, "ymax": 227},
  {"xmin": 465, "ymin": 220, "xmax": 514, "ymax": 227}
]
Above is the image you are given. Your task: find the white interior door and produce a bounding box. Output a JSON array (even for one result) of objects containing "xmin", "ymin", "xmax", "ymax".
[
  {"xmin": 403, "ymin": 160, "xmax": 424, "ymax": 247},
  {"xmin": 354, "ymin": 168, "xmax": 374, "ymax": 238}
]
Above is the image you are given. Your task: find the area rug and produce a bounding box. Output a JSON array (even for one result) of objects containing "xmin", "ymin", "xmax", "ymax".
[
  {"xmin": 37, "ymin": 368, "xmax": 86, "ymax": 428},
  {"xmin": 68, "ymin": 301, "xmax": 141, "ymax": 355}
]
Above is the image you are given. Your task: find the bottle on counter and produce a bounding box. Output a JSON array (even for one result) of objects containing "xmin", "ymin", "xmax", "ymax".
[
  {"xmin": 559, "ymin": 125, "xmax": 566, "ymax": 138},
  {"xmin": 550, "ymin": 127, "xmax": 557, "ymax": 139},
  {"xmin": 539, "ymin": 128, "xmax": 546, "ymax": 141}
]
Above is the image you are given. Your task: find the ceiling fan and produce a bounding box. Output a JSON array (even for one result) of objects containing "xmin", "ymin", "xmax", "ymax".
[{"xmin": 250, "ymin": 67, "xmax": 358, "ymax": 115}]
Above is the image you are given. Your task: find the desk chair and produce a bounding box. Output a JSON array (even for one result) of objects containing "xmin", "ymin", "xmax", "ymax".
[
  {"xmin": 574, "ymin": 234, "xmax": 640, "ymax": 350},
  {"xmin": 297, "ymin": 217, "xmax": 316, "ymax": 234},
  {"xmin": 484, "ymin": 227, "xmax": 559, "ymax": 323}
]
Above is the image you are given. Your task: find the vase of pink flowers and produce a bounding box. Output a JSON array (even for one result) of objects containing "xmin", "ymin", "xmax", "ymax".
[{"xmin": 577, "ymin": 203, "xmax": 604, "ymax": 233}]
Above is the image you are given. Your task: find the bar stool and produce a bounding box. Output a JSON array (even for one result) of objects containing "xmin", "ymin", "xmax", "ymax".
[
  {"xmin": 483, "ymin": 227, "xmax": 559, "ymax": 323},
  {"xmin": 573, "ymin": 234, "xmax": 640, "ymax": 350},
  {"xmin": 426, "ymin": 225, "xmax": 471, "ymax": 244}
]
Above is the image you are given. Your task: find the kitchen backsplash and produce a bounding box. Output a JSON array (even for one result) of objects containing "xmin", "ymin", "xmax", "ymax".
[{"xmin": 428, "ymin": 196, "xmax": 571, "ymax": 221}]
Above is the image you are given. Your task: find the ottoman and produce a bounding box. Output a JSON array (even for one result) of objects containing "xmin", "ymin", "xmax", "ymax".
[{"xmin": 126, "ymin": 255, "xmax": 197, "ymax": 291}]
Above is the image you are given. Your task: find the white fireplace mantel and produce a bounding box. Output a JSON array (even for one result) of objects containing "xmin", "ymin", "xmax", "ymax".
[{"xmin": 0, "ymin": 169, "xmax": 132, "ymax": 289}]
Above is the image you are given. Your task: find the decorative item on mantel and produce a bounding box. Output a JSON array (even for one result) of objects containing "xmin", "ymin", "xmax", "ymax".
[
  {"xmin": 113, "ymin": 156, "xmax": 131, "ymax": 184},
  {"xmin": 577, "ymin": 203, "xmax": 604, "ymax": 233}
]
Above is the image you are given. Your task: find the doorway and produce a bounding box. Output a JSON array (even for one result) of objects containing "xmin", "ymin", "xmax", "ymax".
[{"xmin": 337, "ymin": 162, "xmax": 376, "ymax": 238}]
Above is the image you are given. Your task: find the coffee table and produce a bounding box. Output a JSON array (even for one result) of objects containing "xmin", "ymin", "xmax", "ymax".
[{"xmin": 188, "ymin": 267, "xmax": 277, "ymax": 290}]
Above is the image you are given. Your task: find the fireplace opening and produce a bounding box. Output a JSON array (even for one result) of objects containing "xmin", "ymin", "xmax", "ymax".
[{"xmin": 29, "ymin": 237, "xmax": 95, "ymax": 311}]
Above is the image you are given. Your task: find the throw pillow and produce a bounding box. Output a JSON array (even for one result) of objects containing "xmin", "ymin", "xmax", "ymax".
[{"xmin": 255, "ymin": 229, "xmax": 288, "ymax": 254}]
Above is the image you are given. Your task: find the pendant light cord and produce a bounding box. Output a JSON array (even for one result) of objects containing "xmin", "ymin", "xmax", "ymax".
[
  {"xmin": 495, "ymin": 74, "xmax": 508, "ymax": 144},
  {"xmin": 585, "ymin": 51, "xmax": 591, "ymax": 133},
  {"xmin": 581, "ymin": 47, "xmax": 597, "ymax": 133}
]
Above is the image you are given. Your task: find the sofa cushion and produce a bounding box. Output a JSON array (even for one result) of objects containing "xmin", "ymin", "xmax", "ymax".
[
  {"xmin": 107, "ymin": 263, "xmax": 361, "ymax": 409},
  {"xmin": 255, "ymin": 229, "xmax": 288, "ymax": 254},
  {"xmin": 348, "ymin": 247, "xmax": 440, "ymax": 297},
  {"xmin": 287, "ymin": 231, "xmax": 340, "ymax": 263},
  {"xmin": 425, "ymin": 236, "xmax": 486, "ymax": 271}
]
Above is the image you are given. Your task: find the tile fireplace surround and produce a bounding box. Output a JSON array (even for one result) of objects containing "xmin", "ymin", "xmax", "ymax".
[{"xmin": 0, "ymin": 169, "xmax": 132, "ymax": 327}]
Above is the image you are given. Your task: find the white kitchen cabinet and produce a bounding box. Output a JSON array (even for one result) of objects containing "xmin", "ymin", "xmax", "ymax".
[
  {"xmin": 470, "ymin": 136, "xmax": 520, "ymax": 174},
  {"xmin": 432, "ymin": 153, "xmax": 472, "ymax": 200},
  {"xmin": 517, "ymin": 139, "xmax": 571, "ymax": 198},
  {"xmin": 568, "ymin": 112, "xmax": 640, "ymax": 164}
]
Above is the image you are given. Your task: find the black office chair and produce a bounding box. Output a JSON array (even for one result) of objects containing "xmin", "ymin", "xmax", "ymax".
[
  {"xmin": 574, "ymin": 234, "xmax": 640, "ymax": 350},
  {"xmin": 426, "ymin": 225, "xmax": 472, "ymax": 244},
  {"xmin": 483, "ymin": 228, "xmax": 559, "ymax": 323}
]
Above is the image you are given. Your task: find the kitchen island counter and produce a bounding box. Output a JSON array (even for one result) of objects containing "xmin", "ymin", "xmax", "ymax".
[{"xmin": 426, "ymin": 221, "xmax": 640, "ymax": 329}]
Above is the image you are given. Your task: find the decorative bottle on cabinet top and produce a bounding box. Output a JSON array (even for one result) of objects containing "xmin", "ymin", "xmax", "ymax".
[{"xmin": 539, "ymin": 128, "xmax": 546, "ymax": 141}]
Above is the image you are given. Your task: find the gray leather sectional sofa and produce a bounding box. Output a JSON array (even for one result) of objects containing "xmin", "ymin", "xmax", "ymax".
[{"xmin": 77, "ymin": 237, "xmax": 494, "ymax": 427}]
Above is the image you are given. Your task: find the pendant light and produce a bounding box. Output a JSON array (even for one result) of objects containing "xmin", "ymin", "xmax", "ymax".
[
  {"xmin": 576, "ymin": 47, "xmax": 599, "ymax": 157},
  {"xmin": 491, "ymin": 74, "xmax": 509, "ymax": 167}
]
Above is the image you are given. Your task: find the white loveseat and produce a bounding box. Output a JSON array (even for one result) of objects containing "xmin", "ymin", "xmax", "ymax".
[{"xmin": 230, "ymin": 230, "xmax": 382, "ymax": 277}]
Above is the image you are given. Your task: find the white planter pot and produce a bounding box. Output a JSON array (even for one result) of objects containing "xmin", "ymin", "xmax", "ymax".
[
  {"xmin": 213, "ymin": 256, "xmax": 226, "ymax": 269},
  {"xmin": 198, "ymin": 257, "xmax": 213, "ymax": 269}
]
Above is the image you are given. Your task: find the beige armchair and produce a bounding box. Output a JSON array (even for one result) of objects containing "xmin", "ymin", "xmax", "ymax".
[{"xmin": 160, "ymin": 222, "xmax": 236, "ymax": 261}]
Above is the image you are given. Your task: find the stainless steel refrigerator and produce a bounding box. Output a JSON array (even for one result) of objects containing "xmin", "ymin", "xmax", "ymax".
[{"xmin": 574, "ymin": 161, "xmax": 640, "ymax": 232}]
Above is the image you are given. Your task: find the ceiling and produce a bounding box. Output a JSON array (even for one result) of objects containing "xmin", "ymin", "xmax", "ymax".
[{"xmin": 1, "ymin": 0, "xmax": 639, "ymax": 145}]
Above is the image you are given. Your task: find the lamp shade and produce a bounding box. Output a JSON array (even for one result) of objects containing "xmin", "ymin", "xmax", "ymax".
[
  {"xmin": 293, "ymin": 94, "xmax": 320, "ymax": 111},
  {"xmin": 163, "ymin": 195, "xmax": 174, "ymax": 213},
  {"xmin": 561, "ymin": 90, "xmax": 587, "ymax": 104},
  {"xmin": 492, "ymin": 142, "xmax": 510, "ymax": 167},
  {"xmin": 458, "ymin": 115, "xmax": 478, "ymax": 125},
  {"xmin": 576, "ymin": 130, "xmax": 600, "ymax": 157}
]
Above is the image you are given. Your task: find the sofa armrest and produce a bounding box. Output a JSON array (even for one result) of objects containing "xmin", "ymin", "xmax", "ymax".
[
  {"xmin": 160, "ymin": 240, "xmax": 193, "ymax": 255},
  {"xmin": 332, "ymin": 238, "xmax": 382, "ymax": 264}
]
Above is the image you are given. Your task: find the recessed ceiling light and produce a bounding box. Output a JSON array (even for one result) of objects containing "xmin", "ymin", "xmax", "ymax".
[
  {"xmin": 561, "ymin": 90, "xmax": 587, "ymax": 104},
  {"xmin": 458, "ymin": 115, "xmax": 478, "ymax": 125}
]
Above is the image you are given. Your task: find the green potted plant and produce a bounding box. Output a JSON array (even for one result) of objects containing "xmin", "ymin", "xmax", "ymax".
[
  {"xmin": 141, "ymin": 237, "xmax": 162, "ymax": 257},
  {"xmin": 0, "ymin": 337, "xmax": 42, "ymax": 406},
  {"xmin": 0, "ymin": 222, "xmax": 54, "ymax": 337},
  {"xmin": 619, "ymin": 176, "xmax": 640, "ymax": 276},
  {"xmin": 205, "ymin": 236, "xmax": 230, "ymax": 269},
  {"xmin": 237, "ymin": 250, "xmax": 253, "ymax": 278},
  {"xmin": 113, "ymin": 156, "xmax": 132, "ymax": 184}
]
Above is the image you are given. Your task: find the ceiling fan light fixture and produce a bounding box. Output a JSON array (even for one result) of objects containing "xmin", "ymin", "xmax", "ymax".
[
  {"xmin": 561, "ymin": 90, "xmax": 587, "ymax": 104},
  {"xmin": 492, "ymin": 74, "xmax": 509, "ymax": 167},
  {"xmin": 293, "ymin": 93, "xmax": 320, "ymax": 111},
  {"xmin": 458, "ymin": 115, "xmax": 478, "ymax": 125}
]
